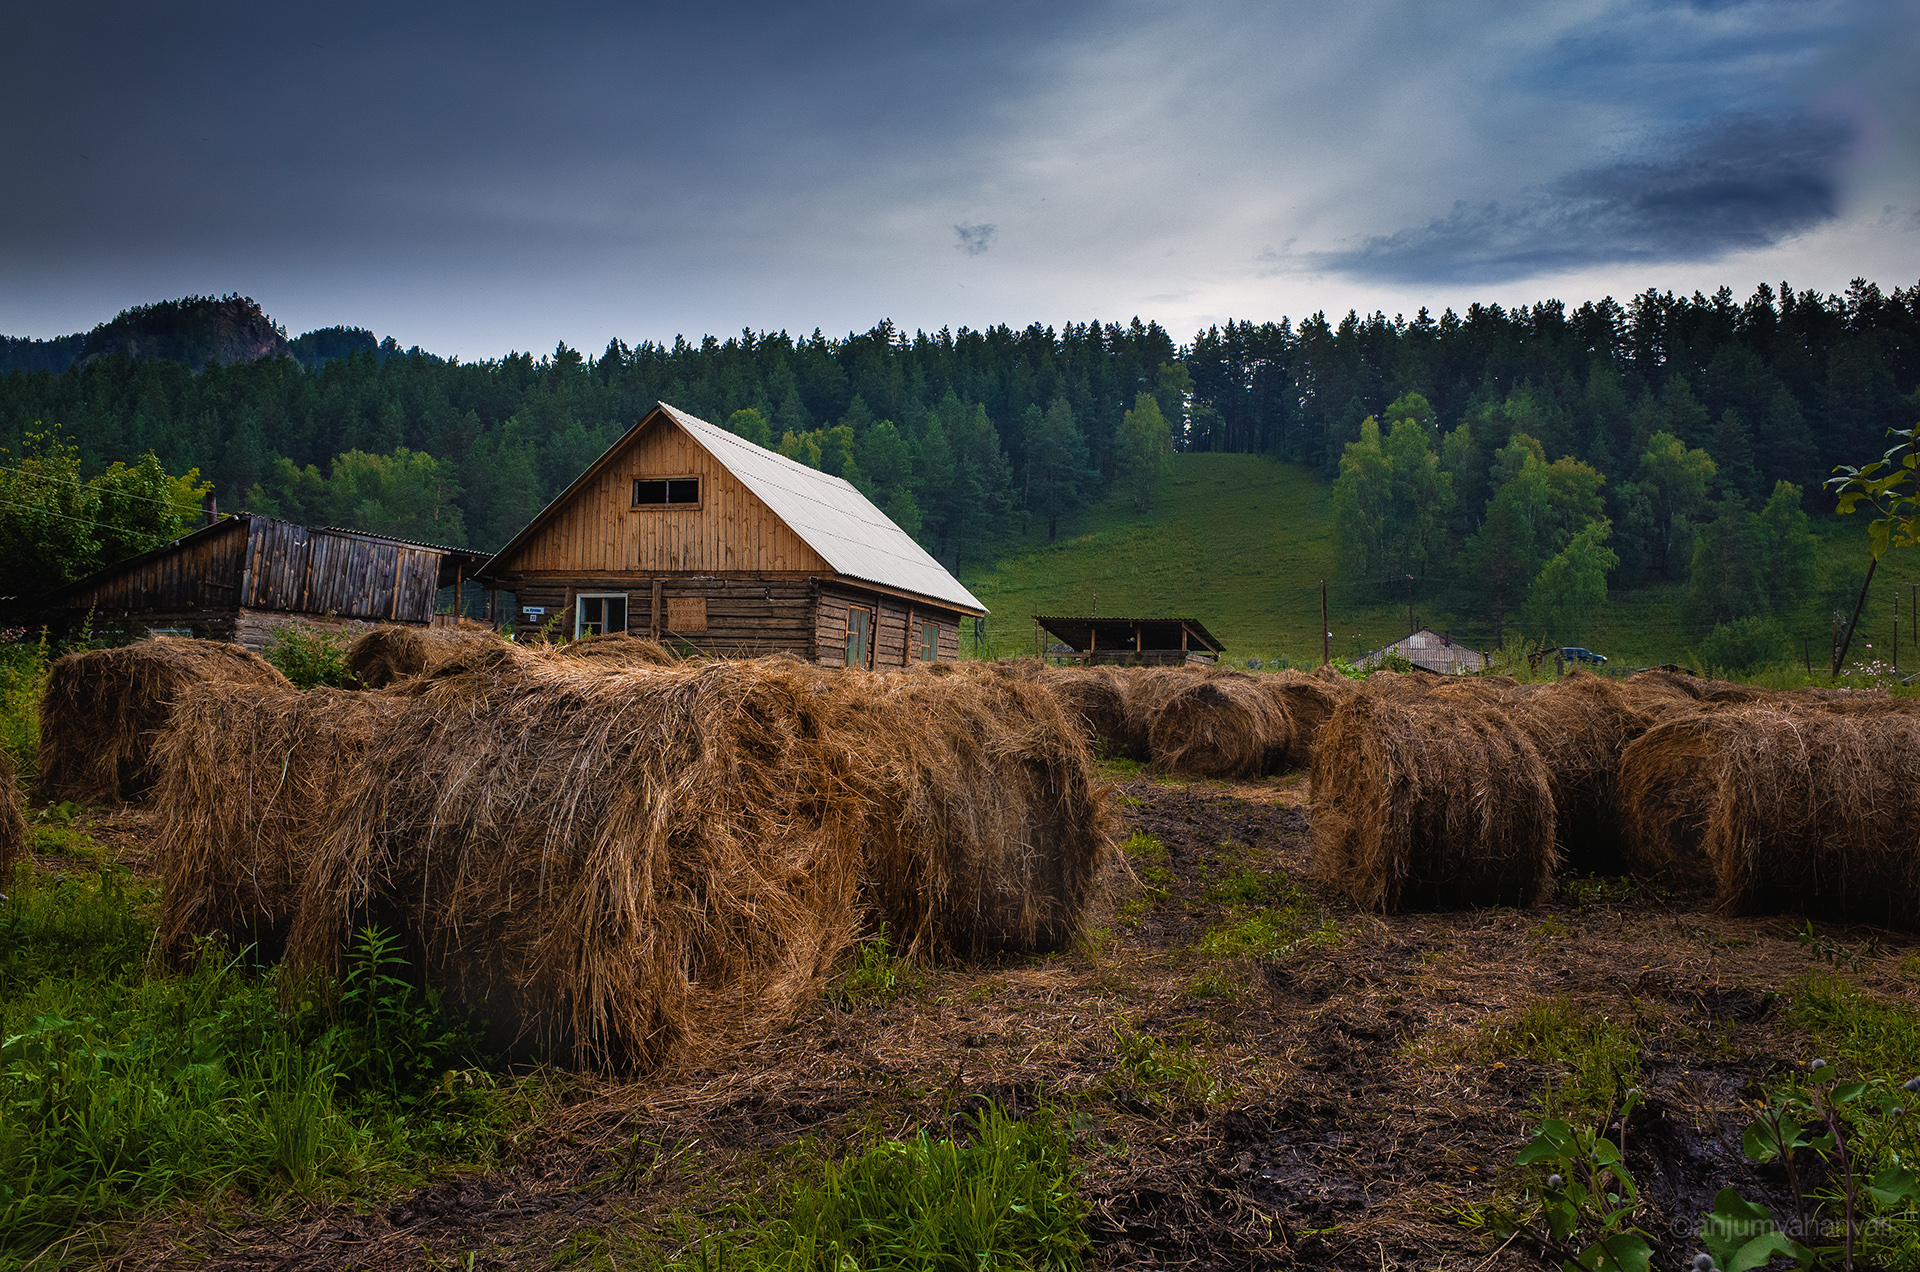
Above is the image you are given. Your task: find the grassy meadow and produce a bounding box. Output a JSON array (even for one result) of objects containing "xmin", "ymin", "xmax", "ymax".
[{"xmin": 963, "ymin": 452, "xmax": 1920, "ymax": 677}]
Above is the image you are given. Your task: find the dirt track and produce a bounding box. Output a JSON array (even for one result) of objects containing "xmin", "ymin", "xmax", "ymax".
[{"xmin": 106, "ymin": 770, "xmax": 1920, "ymax": 1272}]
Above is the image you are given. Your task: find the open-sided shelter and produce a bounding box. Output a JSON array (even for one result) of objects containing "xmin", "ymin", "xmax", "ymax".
[
  {"xmin": 478, "ymin": 403, "xmax": 987, "ymax": 664},
  {"xmin": 1032, "ymin": 615, "xmax": 1223, "ymax": 666}
]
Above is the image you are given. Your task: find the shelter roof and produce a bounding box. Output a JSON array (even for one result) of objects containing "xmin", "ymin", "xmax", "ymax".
[
  {"xmin": 1361, "ymin": 627, "xmax": 1489, "ymax": 674},
  {"xmin": 1033, "ymin": 615, "xmax": 1224, "ymax": 653}
]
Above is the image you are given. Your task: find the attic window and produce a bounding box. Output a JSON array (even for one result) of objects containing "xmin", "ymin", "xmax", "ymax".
[{"xmin": 634, "ymin": 478, "xmax": 699, "ymax": 506}]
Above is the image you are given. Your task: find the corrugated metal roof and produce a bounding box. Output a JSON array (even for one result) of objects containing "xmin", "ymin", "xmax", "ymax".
[{"xmin": 659, "ymin": 404, "xmax": 986, "ymax": 614}]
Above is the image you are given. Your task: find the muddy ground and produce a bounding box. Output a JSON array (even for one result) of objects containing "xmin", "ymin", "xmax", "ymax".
[{"xmin": 78, "ymin": 769, "xmax": 1920, "ymax": 1271}]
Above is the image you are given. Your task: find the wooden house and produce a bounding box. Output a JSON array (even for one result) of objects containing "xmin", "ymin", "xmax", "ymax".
[
  {"xmin": 42, "ymin": 513, "xmax": 490, "ymax": 651},
  {"xmin": 479, "ymin": 402, "xmax": 987, "ymax": 664},
  {"xmin": 1032, "ymin": 615, "xmax": 1223, "ymax": 666}
]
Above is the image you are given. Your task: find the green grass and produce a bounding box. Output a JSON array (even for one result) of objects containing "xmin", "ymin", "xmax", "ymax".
[
  {"xmin": 961, "ymin": 452, "xmax": 1920, "ymax": 676},
  {"xmin": 0, "ymin": 856, "xmax": 522, "ymax": 1266},
  {"xmin": 1193, "ymin": 870, "xmax": 1337, "ymax": 959},
  {"xmin": 1492, "ymin": 997, "xmax": 1642, "ymax": 1124},
  {"xmin": 662, "ymin": 1104, "xmax": 1089, "ymax": 1271}
]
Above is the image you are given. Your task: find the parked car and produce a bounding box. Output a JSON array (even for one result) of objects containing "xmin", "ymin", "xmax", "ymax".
[{"xmin": 1556, "ymin": 646, "xmax": 1608, "ymax": 665}]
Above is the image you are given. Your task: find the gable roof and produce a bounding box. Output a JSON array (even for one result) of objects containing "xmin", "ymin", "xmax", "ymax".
[
  {"xmin": 1361, "ymin": 627, "xmax": 1489, "ymax": 674},
  {"xmin": 484, "ymin": 402, "xmax": 987, "ymax": 615}
]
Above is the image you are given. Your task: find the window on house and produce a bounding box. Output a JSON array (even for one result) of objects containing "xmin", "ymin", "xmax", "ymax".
[
  {"xmin": 633, "ymin": 478, "xmax": 699, "ymax": 505},
  {"xmin": 576, "ymin": 593, "xmax": 628, "ymax": 638},
  {"xmin": 844, "ymin": 606, "xmax": 873, "ymax": 669},
  {"xmin": 919, "ymin": 621, "xmax": 938, "ymax": 662}
]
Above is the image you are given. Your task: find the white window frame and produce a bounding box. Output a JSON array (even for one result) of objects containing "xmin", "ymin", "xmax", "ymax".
[{"xmin": 575, "ymin": 592, "xmax": 630, "ymax": 639}]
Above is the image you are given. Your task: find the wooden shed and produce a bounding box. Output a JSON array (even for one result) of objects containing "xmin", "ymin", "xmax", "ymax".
[
  {"xmin": 478, "ymin": 402, "xmax": 987, "ymax": 664},
  {"xmin": 1360, "ymin": 627, "xmax": 1490, "ymax": 674},
  {"xmin": 42, "ymin": 513, "xmax": 488, "ymax": 651},
  {"xmin": 1033, "ymin": 615, "xmax": 1224, "ymax": 666}
]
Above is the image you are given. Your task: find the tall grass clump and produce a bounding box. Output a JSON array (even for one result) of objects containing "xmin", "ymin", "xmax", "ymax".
[
  {"xmin": 670, "ymin": 1104, "xmax": 1088, "ymax": 1272},
  {"xmin": 0, "ymin": 629, "xmax": 50, "ymax": 778},
  {"xmin": 0, "ymin": 859, "xmax": 511, "ymax": 1264}
]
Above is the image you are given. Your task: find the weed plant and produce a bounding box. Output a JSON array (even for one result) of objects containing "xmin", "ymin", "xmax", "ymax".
[
  {"xmin": 262, "ymin": 622, "xmax": 356, "ymax": 689},
  {"xmin": 0, "ymin": 859, "xmax": 519, "ymax": 1265},
  {"xmin": 825, "ymin": 924, "xmax": 916, "ymax": 1010},
  {"xmin": 1495, "ymin": 997, "xmax": 1642, "ymax": 1124},
  {"xmin": 665, "ymin": 1104, "xmax": 1088, "ymax": 1271},
  {"xmin": 0, "ymin": 630, "xmax": 49, "ymax": 775}
]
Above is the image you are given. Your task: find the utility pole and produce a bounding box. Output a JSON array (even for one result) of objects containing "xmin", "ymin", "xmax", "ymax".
[
  {"xmin": 1804, "ymin": 637, "xmax": 1812, "ymax": 675},
  {"xmin": 1832, "ymin": 611, "xmax": 1843, "ymax": 678},
  {"xmin": 1321, "ymin": 580, "xmax": 1330, "ymax": 668},
  {"xmin": 1406, "ymin": 574, "xmax": 1415, "ymax": 636}
]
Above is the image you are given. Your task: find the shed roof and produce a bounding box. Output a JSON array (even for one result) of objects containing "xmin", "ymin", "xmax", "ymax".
[
  {"xmin": 1361, "ymin": 627, "xmax": 1489, "ymax": 674},
  {"xmin": 483, "ymin": 403, "xmax": 986, "ymax": 615},
  {"xmin": 1033, "ymin": 615, "xmax": 1224, "ymax": 654}
]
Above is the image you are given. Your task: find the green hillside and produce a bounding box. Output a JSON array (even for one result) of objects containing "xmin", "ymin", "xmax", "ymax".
[{"xmin": 961, "ymin": 453, "xmax": 1920, "ymax": 675}]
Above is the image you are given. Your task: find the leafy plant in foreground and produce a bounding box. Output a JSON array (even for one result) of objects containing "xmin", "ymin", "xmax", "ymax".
[{"xmin": 1498, "ymin": 1088, "xmax": 1653, "ymax": 1272}]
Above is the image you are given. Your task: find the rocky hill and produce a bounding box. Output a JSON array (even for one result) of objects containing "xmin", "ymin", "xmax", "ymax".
[{"xmin": 75, "ymin": 295, "xmax": 291, "ymax": 372}]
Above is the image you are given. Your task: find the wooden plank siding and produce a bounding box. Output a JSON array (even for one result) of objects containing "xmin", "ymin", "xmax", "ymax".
[
  {"xmin": 507, "ymin": 576, "xmax": 817, "ymax": 657},
  {"xmin": 51, "ymin": 515, "xmax": 447, "ymax": 632},
  {"xmin": 813, "ymin": 582, "xmax": 964, "ymax": 668},
  {"xmin": 496, "ymin": 418, "xmax": 833, "ymax": 577}
]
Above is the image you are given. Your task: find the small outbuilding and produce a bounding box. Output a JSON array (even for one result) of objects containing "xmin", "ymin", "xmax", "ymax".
[
  {"xmin": 1360, "ymin": 627, "xmax": 1490, "ymax": 675},
  {"xmin": 42, "ymin": 513, "xmax": 489, "ymax": 651},
  {"xmin": 1031, "ymin": 615, "xmax": 1223, "ymax": 666},
  {"xmin": 477, "ymin": 402, "xmax": 987, "ymax": 664}
]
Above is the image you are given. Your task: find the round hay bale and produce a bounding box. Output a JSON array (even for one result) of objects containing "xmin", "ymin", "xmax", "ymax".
[
  {"xmin": 1147, "ymin": 676, "xmax": 1294, "ymax": 779},
  {"xmin": 1310, "ymin": 693, "xmax": 1557, "ymax": 912},
  {"xmin": 1701, "ymin": 706, "xmax": 1920, "ymax": 926},
  {"xmin": 553, "ymin": 632, "xmax": 677, "ymax": 666},
  {"xmin": 1505, "ymin": 671, "xmax": 1653, "ymax": 875},
  {"xmin": 840, "ymin": 667, "xmax": 1114, "ymax": 960},
  {"xmin": 39, "ymin": 637, "xmax": 293, "ymax": 805},
  {"xmin": 0, "ymin": 751, "xmax": 26, "ymax": 884},
  {"xmin": 1253, "ymin": 670, "xmax": 1353, "ymax": 769},
  {"xmin": 285, "ymin": 655, "xmax": 871, "ymax": 1072},
  {"xmin": 1113, "ymin": 665, "xmax": 1208, "ymax": 746},
  {"xmin": 347, "ymin": 624, "xmax": 507, "ymax": 689},
  {"xmin": 1614, "ymin": 712, "xmax": 1722, "ymax": 891},
  {"xmin": 1036, "ymin": 666, "xmax": 1137, "ymax": 759},
  {"xmin": 153, "ymin": 682, "xmax": 407, "ymax": 962}
]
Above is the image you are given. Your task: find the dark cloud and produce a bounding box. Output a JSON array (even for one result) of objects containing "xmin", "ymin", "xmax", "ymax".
[
  {"xmin": 1316, "ymin": 113, "xmax": 1852, "ymax": 283},
  {"xmin": 954, "ymin": 223, "xmax": 996, "ymax": 256}
]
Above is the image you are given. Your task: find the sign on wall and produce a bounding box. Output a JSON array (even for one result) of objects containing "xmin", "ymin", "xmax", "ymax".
[{"xmin": 665, "ymin": 597, "xmax": 707, "ymax": 632}]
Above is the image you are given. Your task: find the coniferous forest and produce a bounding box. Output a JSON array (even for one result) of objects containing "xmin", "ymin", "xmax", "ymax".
[{"xmin": 1, "ymin": 284, "xmax": 1917, "ymax": 646}]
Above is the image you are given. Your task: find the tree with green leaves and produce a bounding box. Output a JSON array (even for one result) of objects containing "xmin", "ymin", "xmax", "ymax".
[
  {"xmin": 1115, "ymin": 392, "xmax": 1173, "ymax": 513},
  {"xmin": 1524, "ymin": 519, "xmax": 1618, "ymax": 644}
]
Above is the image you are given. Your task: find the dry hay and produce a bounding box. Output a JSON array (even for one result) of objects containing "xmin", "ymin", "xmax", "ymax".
[
  {"xmin": 39, "ymin": 637, "xmax": 292, "ymax": 804},
  {"xmin": 553, "ymin": 632, "xmax": 678, "ymax": 666},
  {"xmin": 347, "ymin": 624, "xmax": 506, "ymax": 689},
  {"xmin": 278, "ymin": 655, "xmax": 867, "ymax": 1071},
  {"xmin": 1504, "ymin": 671, "xmax": 1653, "ymax": 875},
  {"xmin": 1310, "ymin": 691, "xmax": 1556, "ymax": 912},
  {"xmin": 1036, "ymin": 665, "xmax": 1139, "ymax": 759},
  {"xmin": 0, "ymin": 751, "xmax": 26, "ymax": 883},
  {"xmin": 1700, "ymin": 706, "xmax": 1920, "ymax": 926},
  {"xmin": 842, "ymin": 667, "xmax": 1112, "ymax": 960},
  {"xmin": 1147, "ymin": 672, "xmax": 1295, "ymax": 779},
  {"xmin": 1614, "ymin": 713, "xmax": 1723, "ymax": 890},
  {"xmin": 153, "ymin": 683, "xmax": 406, "ymax": 962},
  {"xmin": 1253, "ymin": 670, "xmax": 1354, "ymax": 769}
]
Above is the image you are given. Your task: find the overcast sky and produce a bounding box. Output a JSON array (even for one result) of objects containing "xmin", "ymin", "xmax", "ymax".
[{"xmin": 3, "ymin": 0, "xmax": 1916, "ymax": 358}]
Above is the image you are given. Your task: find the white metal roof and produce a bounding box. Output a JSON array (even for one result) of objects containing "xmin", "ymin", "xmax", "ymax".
[{"xmin": 659, "ymin": 403, "xmax": 987, "ymax": 614}]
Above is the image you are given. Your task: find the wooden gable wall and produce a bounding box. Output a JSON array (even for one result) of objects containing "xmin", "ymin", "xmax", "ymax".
[{"xmin": 495, "ymin": 417, "xmax": 832, "ymax": 577}]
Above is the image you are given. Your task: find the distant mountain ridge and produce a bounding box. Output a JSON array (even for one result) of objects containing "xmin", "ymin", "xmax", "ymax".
[{"xmin": 0, "ymin": 295, "xmax": 426, "ymax": 375}]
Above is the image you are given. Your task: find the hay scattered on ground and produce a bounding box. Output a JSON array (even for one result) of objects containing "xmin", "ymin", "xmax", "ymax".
[
  {"xmin": 0, "ymin": 751, "xmax": 25, "ymax": 883},
  {"xmin": 1701, "ymin": 706, "xmax": 1920, "ymax": 927},
  {"xmin": 1147, "ymin": 673, "xmax": 1294, "ymax": 779},
  {"xmin": 1310, "ymin": 690, "xmax": 1556, "ymax": 912},
  {"xmin": 40, "ymin": 637, "xmax": 292, "ymax": 804},
  {"xmin": 846, "ymin": 667, "xmax": 1112, "ymax": 959},
  {"xmin": 347, "ymin": 625, "xmax": 506, "ymax": 689},
  {"xmin": 153, "ymin": 683, "xmax": 406, "ymax": 962},
  {"xmin": 1506, "ymin": 672, "xmax": 1653, "ymax": 875},
  {"xmin": 1614, "ymin": 713, "xmax": 1723, "ymax": 891}
]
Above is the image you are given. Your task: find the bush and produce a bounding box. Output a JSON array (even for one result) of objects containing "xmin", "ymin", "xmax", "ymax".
[
  {"xmin": 263, "ymin": 623, "xmax": 355, "ymax": 689},
  {"xmin": 1691, "ymin": 616, "xmax": 1792, "ymax": 676},
  {"xmin": 0, "ymin": 630, "xmax": 49, "ymax": 776}
]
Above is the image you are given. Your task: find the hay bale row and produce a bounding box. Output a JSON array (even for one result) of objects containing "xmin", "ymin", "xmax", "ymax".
[
  {"xmin": 39, "ymin": 637, "xmax": 292, "ymax": 804},
  {"xmin": 346, "ymin": 624, "xmax": 513, "ymax": 688},
  {"xmin": 154, "ymin": 647, "xmax": 1112, "ymax": 1071}
]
